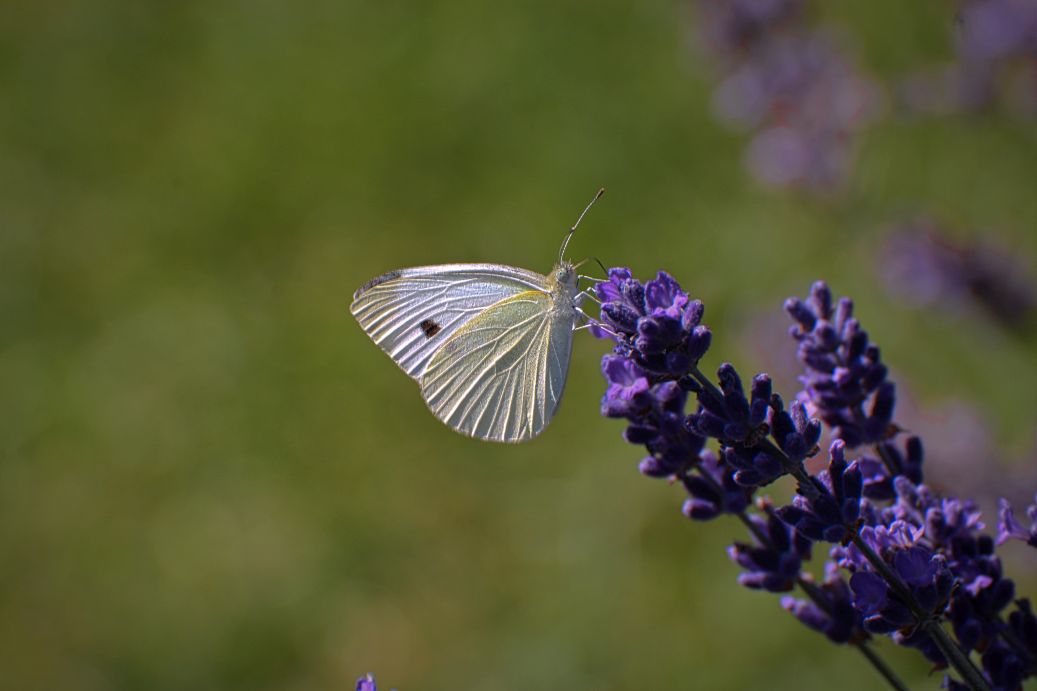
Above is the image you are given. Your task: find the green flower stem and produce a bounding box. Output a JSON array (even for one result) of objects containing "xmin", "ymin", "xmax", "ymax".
[{"xmin": 855, "ymin": 638, "xmax": 913, "ymax": 691}]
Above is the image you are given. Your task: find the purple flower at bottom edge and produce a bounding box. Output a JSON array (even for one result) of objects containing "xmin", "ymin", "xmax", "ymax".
[
  {"xmin": 997, "ymin": 494, "xmax": 1037, "ymax": 548},
  {"xmin": 356, "ymin": 674, "xmax": 377, "ymax": 691}
]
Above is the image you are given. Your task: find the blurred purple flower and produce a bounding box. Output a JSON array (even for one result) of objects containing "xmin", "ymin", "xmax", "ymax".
[
  {"xmin": 692, "ymin": 2, "xmax": 883, "ymax": 190},
  {"xmin": 878, "ymin": 217, "xmax": 1037, "ymax": 330},
  {"xmin": 899, "ymin": 0, "xmax": 1037, "ymax": 117},
  {"xmin": 695, "ymin": 0, "xmax": 805, "ymax": 61}
]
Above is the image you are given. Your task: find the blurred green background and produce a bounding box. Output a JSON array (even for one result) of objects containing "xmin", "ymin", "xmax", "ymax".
[{"xmin": 2, "ymin": 1, "xmax": 1035, "ymax": 690}]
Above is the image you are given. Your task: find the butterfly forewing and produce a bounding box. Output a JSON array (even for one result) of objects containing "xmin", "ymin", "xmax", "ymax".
[
  {"xmin": 350, "ymin": 264, "xmax": 548, "ymax": 379},
  {"xmin": 419, "ymin": 290, "xmax": 575, "ymax": 442}
]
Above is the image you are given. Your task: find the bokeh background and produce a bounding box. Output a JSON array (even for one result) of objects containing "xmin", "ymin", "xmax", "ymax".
[{"xmin": 2, "ymin": 1, "xmax": 1036, "ymax": 689}]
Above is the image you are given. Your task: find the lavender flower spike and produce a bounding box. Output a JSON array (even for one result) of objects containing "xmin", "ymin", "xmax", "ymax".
[
  {"xmin": 997, "ymin": 494, "xmax": 1037, "ymax": 547},
  {"xmin": 595, "ymin": 268, "xmax": 710, "ymax": 480},
  {"xmin": 786, "ymin": 281, "xmax": 893, "ymax": 448},
  {"xmin": 356, "ymin": 674, "xmax": 378, "ymax": 691},
  {"xmin": 598, "ymin": 272, "xmax": 1037, "ymax": 690}
]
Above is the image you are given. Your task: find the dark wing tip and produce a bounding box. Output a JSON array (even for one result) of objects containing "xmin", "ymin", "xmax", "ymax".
[{"xmin": 353, "ymin": 270, "xmax": 402, "ymax": 301}]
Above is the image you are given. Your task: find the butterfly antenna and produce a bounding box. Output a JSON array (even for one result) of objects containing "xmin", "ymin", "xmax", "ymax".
[{"xmin": 559, "ymin": 187, "xmax": 605, "ymax": 263}]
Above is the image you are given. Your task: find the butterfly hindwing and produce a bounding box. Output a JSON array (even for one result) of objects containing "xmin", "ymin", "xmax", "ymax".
[{"xmin": 419, "ymin": 290, "xmax": 575, "ymax": 442}]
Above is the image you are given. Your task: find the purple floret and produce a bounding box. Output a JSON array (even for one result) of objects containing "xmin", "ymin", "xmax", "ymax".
[{"xmin": 997, "ymin": 494, "xmax": 1037, "ymax": 548}]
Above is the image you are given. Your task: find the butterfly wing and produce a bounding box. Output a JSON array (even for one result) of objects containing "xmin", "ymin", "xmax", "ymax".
[
  {"xmin": 350, "ymin": 264, "xmax": 548, "ymax": 379},
  {"xmin": 419, "ymin": 290, "xmax": 576, "ymax": 443}
]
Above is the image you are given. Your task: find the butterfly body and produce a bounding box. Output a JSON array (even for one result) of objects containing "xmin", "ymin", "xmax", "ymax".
[{"xmin": 350, "ymin": 260, "xmax": 582, "ymax": 442}]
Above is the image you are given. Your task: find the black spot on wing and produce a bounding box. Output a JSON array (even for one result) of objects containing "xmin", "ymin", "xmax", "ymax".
[
  {"xmin": 353, "ymin": 270, "xmax": 402, "ymax": 300},
  {"xmin": 419, "ymin": 318, "xmax": 442, "ymax": 338}
]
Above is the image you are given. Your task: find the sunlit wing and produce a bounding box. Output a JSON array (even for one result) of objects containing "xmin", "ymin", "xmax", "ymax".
[
  {"xmin": 419, "ymin": 290, "xmax": 575, "ymax": 443},
  {"xmin": 350, "ymin": 264, "xmax": 548, "ymax": 379}
]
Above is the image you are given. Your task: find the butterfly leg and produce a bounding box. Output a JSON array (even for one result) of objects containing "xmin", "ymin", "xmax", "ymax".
[
  {"xmin": 574, "ymin": 306, "xmax": 619, "ymax": 337},
  {"xmin": 574, "ymin": 321, "xmax": 619, "ymax": 336},
  {"xmin": 576, "ymin": 288, "xmax": 601, "ymax": 306}
]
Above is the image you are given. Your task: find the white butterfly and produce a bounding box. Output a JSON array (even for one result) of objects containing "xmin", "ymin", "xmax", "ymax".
[{"xmin": 350, "ymin": 190, "xmax": 603, "ymax": 443}]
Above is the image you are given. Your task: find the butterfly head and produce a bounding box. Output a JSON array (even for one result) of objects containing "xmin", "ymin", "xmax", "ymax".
[{"xmin": 554, "ymin": 261, "xmax": 577, "ymax": 285}]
